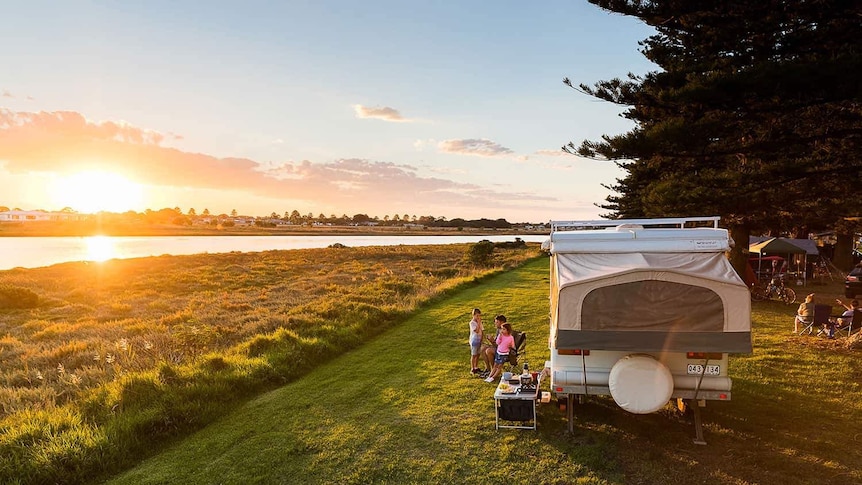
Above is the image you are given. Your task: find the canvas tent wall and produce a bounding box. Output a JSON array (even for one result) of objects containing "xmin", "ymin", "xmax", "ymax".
[{"xmin": 549, "ymin": 223, "xmax": 752, "ymax": 354}]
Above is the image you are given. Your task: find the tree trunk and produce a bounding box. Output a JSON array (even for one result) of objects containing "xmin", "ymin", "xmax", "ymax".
[
  {"xmin": 834, "ymin": 232, "xmax": 854, "ymax": 272},
  {"xmin": 728, "ymin": 223, "xmax": 751, "ymax": 281}
]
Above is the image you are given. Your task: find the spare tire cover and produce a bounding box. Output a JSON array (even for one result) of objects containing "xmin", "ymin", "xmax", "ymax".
[{"xmin": 608, "ymin": 354, "xmax": 674, "ymax": 414}]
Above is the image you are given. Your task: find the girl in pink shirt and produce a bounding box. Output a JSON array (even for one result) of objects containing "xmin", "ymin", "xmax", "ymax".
[{"xmin": 485, "ymin": 322, "xmax": 515, "ymax": 383}]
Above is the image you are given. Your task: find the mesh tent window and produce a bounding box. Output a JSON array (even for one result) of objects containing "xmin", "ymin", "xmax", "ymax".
[{"xmin": 581, "ymin": 280, "xmax": 724, "ymax": 332}]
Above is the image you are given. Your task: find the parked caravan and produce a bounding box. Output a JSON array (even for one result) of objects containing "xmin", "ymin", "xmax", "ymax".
[{"xmin": 546, "ymin": 217, "xmax": 752, "ymax": 443}]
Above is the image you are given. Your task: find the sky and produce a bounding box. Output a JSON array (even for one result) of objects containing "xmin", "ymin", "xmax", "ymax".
[{"xmin": 0, "ymin": 1, "xmax": 656, "ymax": 223}]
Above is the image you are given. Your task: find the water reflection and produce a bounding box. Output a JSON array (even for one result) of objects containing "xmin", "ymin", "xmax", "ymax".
[
  {"xmin": 2, "ymin": 234, "xmax": 549, "ymax": 270},
  {"xmin": 84, "ymin": 236, "xmax": 116, "ymax": 262}
]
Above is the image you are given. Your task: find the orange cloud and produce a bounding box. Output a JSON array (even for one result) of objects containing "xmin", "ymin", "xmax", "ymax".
[
  {"xmin": 0, "ymin": 109, "xmax": 555, "ymax": 212},
  {"xmin": 353, "ymin": 104, "xmax": 407, "ymax": 122}
]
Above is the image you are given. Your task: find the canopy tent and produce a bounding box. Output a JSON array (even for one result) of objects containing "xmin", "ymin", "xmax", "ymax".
[
  {"xmin": 749, "ymin": 236, "xmax": 820, "ymax": 256},
  {"xmin": 749, "ymin": 237, "xmax": 809, "ymax": 284}
]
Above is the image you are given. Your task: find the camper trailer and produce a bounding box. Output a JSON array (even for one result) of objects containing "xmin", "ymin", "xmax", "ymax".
[{"xmin": 547, "ymin": 217, "xmax": 752, "ymax": 443}]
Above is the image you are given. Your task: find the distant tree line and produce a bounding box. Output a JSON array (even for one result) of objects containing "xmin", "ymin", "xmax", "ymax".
[{"xmin": 1, "ymin": 205, "xmax": 540, "ymax": 228}]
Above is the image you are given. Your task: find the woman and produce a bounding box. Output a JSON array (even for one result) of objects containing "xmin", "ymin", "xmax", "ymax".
[
  {"xmin": 468, "ymin": 308, "xmax": 484, "ymax": 376},
  {"xmin": 484, "ymin": 322, "xmax": 515, "ymax": 383},
  {"xmin": 794, "ymin": 293, "xmax": 814, "ymax": 334}
]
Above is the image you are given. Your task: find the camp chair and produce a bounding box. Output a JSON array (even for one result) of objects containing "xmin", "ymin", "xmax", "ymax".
[
  {"xmin": 796, "ymin": 305, "xmax": 825, "ymax": 335},
  {"xmin": 835, "ymin": 309, "xmax": 862, "ymax": 337},
  {"xmin": 810, "ymin": 304, "xmax": 834, "ymax": 337},
  {"xmin": 504, "ymin": 331, "xmax": 527, "ymax": 373}
]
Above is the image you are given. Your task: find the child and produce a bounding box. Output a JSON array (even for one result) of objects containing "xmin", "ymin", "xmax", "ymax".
[
  {"xmin": 468, "ymin": 308, "xmax": 484, "ymax": 375},
  {"xmin": 485, "ymin": 322, "xmax": 515, "ymax": 383}
]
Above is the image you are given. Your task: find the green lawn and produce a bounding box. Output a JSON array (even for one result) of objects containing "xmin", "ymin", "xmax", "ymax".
[{"xmin": 107, "ymin": 259, "xmax": 862, "ymax": 485}]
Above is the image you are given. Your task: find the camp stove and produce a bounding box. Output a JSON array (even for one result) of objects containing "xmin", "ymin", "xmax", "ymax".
[{"xmin": 518, "ymin": 383, "xmax": 537, "ymax": 393}]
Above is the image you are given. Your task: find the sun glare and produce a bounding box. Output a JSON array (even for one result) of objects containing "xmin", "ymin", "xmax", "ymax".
[
  {"xmin": 84, "ymin": 236, "xmax": 116, "ymax": 262},
  {"xmin": 51, "ymin": 171, "xmax": 144, "ymax": 213}
]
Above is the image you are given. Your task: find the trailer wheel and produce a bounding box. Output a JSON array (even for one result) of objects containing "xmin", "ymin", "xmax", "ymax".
[{"xmin": 608, "ymin": 354, "xmax": 674, "ymax": 414}]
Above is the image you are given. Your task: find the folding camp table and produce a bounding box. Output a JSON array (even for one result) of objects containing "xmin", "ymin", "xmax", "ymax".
[{"xmin": 494, "ymin": 378, "xmax": 540, "ymax": 430}]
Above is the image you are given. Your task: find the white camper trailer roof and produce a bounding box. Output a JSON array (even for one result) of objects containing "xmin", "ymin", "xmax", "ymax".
[{"xmin": 549, "ymin": 217, "xmax": 729, "ymax": 254}]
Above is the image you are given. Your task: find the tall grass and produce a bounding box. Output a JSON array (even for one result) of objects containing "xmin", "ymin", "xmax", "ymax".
[{"xmin": 0, "ymin": 243, "xmax": 541, "ymax": 484}]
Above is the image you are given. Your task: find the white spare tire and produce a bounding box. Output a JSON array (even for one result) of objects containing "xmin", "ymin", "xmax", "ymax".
[{"xmin": 608, "ymin": 354, "xmax": 674, "ymax": 414}]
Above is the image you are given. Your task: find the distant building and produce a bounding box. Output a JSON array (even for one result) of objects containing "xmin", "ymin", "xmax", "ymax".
[
  {"xmin": 231, "ymin": 217, "xmax": 254, "ymax": 226},
  {"xmin": 524, "ymin": 224, "xmax": 547, "ymax": 231},
  {"xmin": 0, "ymin": 210, "xmax": 87, "ymax": 222}
]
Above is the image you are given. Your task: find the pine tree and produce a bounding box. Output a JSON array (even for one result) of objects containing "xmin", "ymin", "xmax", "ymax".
[{"xmin": 567, "ymin": 0, "xmax": 862, "ymax": 274}]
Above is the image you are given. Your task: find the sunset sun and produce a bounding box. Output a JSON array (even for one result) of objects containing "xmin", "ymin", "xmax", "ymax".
[{"xmin": 50, "ymin": 171, "xmax": 144, "ymax": 213}]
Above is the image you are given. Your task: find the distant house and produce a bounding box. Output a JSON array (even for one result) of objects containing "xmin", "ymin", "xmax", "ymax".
[
  {"xmin": 0, "ymin": 210, "xmax": 86, "ymax": 222},
  {"xmin": 232, "ymin": 217, "xmax": 254, "ymax": 226},
  {"xmin": 257, "ymin": 218, "xmax": 288, "ymax": 226},
  {"xmin": 524, "ymin": 224, "xmax": 547, "ymax": 231}
]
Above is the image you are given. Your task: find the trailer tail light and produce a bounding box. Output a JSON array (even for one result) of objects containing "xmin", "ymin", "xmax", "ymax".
[
  {"xmin": 555, "ymin": 387, "xmax": 563, "ymax": 392},
  {"xmin": 720, "ymin": 393, "xmax": 728, "ymax": 400},
  {"xmin": 558, "ymin": 349, "xmax": 590, "ymax": 356},
  {"xmin": 686, "ymin": 352, "xmax": 723, "ymax": 360}
]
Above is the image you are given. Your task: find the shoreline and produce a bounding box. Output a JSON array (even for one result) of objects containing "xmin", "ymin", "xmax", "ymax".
[{"xmin": 0, "ymin": 223, "xmax": 548, "ymax": 238}]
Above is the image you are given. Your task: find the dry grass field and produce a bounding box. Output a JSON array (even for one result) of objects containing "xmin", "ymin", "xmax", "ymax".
[{"xmin": 0, "ymin": 242, "xmax": 540, "ymax": 484}]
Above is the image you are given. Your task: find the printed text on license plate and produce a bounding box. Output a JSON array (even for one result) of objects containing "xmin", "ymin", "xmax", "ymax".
[{"xmin": 687, "ymin": 364, "xmax": 720, "ymax": 376}]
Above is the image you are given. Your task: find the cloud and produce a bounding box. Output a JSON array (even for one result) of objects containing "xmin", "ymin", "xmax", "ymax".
[
  {"xmin": 353, "ymin": 104, "xmax": 408, "ymax": 122},
  {"xmin": 421, "ymin": 164, "xmax": 468, "ymax": 176},
  {"xmin": 1, "ymin": 90, "xmax": 34, "ymax": 100},
  {"xmin": 438, "ymin": 138, "xmax": 515, "ymax": 158},
  {"xmin": 0, "ymin": 108, "xmax": 555, "ymax": 214},
  {"xmin": 534, "ymin": 148, "xmax": 572, "ymax": 157},
  {"xmin": 414, "ymin": 138, "xmax": 441, "ymax": 151}
]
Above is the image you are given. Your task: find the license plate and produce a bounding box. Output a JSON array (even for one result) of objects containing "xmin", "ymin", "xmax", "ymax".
[{"xmin": 687, "ymin": 364, "xmax": 720, "ymax": 376}]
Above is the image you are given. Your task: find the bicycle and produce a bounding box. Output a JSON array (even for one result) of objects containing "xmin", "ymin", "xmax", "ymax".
[{"xmin": 751, "ymin": 276, "xmax": 796, "ymax": 304}]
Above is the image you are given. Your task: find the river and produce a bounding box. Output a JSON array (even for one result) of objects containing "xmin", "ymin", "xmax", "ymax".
[{"xmin": 0, "ymin": 234, "xmax": 549, "ymax": 270}]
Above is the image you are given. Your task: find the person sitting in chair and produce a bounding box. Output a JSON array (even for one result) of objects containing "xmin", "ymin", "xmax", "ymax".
[
  {"xmin": 834, "ymin": 298, "xmax": 860, "ymax": 333},
  {"xmin": 479, "ymin": 315, "xmax": 506, "ymax": 377},
  {"xmin": 794, "ymin": 293, "xmax": 814, "ymax": 334},
  {"xmin": 484, "ymin": 322, "xmax": 515, "ymax": 383}
]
